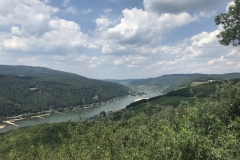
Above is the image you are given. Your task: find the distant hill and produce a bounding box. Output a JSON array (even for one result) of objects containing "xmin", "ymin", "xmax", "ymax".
[
  {"xmin": 111, "ymin": 73, "xmax": 240, "ymax": 93},
  {"xmin": 0, "ymin": 65, "xmax": 132, "ymax": 121}
]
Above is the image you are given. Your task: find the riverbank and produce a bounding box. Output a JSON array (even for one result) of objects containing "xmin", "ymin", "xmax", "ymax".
[
  {"xmin": 0, "ymin": 124, "xmax": 6, "ymax": 129},
  {"xmin": 0, "ymin": 92, "xmax": 158, "ymax": 133},
  {"xmin": 31, "ymin": 113, "xmax": 51, "ymax": 119},
  {"xmin": 0, "ymin": 95, "xmax": 131, "ymax": 130},
  {"xmin": 0, "ymin": 113, "xmax": 52, "ymax": 129},
  {"xmin": 0, "ymin": 118, "xmax": 24, "ymax": 129},
  {"xmin": 81, "ymin": 95, "xmax": 128, "ymax": 109}
]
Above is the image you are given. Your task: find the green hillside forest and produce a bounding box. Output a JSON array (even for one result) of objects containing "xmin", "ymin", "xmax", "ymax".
[
  {"xmin": 2, "ymin": 1, "xmax": 240, "ymax": 159},
  {"xmin": 0, "ymin": 79, "xmax": 239, "ymax": 159},
  {"xmin": 0, "ymin": 65, "xmax": 132, "ymax": 121},
  {"xmin": 115, "ymin": 73, "xmax": 240, "ymax": 93}
]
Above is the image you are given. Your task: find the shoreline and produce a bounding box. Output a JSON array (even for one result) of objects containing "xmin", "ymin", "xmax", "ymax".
[
  {"xmin": 0, "ymin": 124, "xmax": 6, "ymax": 129},
  {"xmin": 0, "ymin": 95, "xmax": 131, "ymax": 130},
  {"xmin": 0, "ymin": 117, "xmax": 26, "ymax": 129},
  {"xmin": 31, "ymin": 113, "xmax": 51, "ymax": 119},
  {"xmin": 0, "ymin": 113, "xmax": 51, "ymax": 130}
]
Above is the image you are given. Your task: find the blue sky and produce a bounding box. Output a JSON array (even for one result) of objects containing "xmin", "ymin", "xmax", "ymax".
[{"xmin": 0, "ymin": 0, "xmax": 239, "ymax": 79}]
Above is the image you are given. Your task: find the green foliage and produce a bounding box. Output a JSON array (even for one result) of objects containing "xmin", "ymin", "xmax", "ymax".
[
  {"xmin": 115, "ymin": 96, "xmax": 204, "ymax": 121},
  {"xmin": 215, "ymin": 0, "xmax": 240, "ymax": 46},
  {"xmin": 1, "ymin": 81, "xmax": 240, "ymax": 159},
  {"xmin": 166, "ymin": 81, "xmax": 221, "ymax": 97},
  {"xmin": 125, "ymin": 73, "xmax": 240, "ymax": 93},
  {"xmin": 166, "ymin": 79, "xmax": 240, "ymax": 97},
  {"xmin": 215, "ymin": 79, "xmax": 240, "ymax": 123},
  {"xmin": 99, "ymin": 111, "xmax": 107, "ymax": 117},
  {"xmin": 0, "ymin": 65, "xmax": 130, "ymax": 120}
]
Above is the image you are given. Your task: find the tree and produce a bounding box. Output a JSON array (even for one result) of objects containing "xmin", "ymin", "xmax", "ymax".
[{"xmin": 215, "ymin": 0, "xmax": 240, "ymax": 46}]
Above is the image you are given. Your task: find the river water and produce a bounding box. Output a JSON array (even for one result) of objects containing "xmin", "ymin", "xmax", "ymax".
[{"xmin": 0, "ymin": 92, "xmax": 159, "ymax": 133}]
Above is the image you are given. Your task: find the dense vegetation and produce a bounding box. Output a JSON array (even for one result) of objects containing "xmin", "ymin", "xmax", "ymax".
[
  {"xmin": 215, "ymin": 0, "xmax": 240, "ymax": 46},
  {"xmin": 166, "ymin": 79, "xmax": 240, "ymax": 97},
  {"xmin": 0, "ymin": 65, "xmax": 131, "ymax": 121},
  {"xmin": 0, "ymin": 80, "xmax": 239, "ymax": 159},
  {"xmin": 115, "ymin": 73, "xmax": 240, "ymax": 93}
]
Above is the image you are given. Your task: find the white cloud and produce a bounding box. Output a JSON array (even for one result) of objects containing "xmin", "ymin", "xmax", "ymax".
[
  {"xmin": 0, "ymin": 0, "xmax": 58, "ymax": 27},
  {"xmin": 63, "ymin": 0, "xmax": 69, "ymax": 7},
  {"xmin": 65, "ymin": 7, "xmax": 77, "ymax": 14},
  {"xmin": 0, "ymin": 0, "xmax": 239, "ymax": 79},
  {"xmin": 237, "ymin": 63, "xmax": 240, "ymax": 68},
  {"xmin": 3, "ymin": 36, "xmax": 30, "ymax": 51},
  {"xmin": 142, "ymin": 29, "xmax": 240, "ymax": 76},
  {"xmin": 143, "ymin": 0, "xmax": 232, "ymax": 14},
  {"xmin": 103, "ymin": 8, "xmax": 113, "ymax": 13},
  {"xmin": 42, "ymin": 19, "xmax": 89, "ymax": 49},
  {"xmin": 95, "ymin": 17, "xmax": 112, "ymax": 30},
  {"xmin": 227, "ymin": 49, "xmax": 240, "ymax": 58},
  {"xmin": 96, "ymin": 8, "xmax": 196, "ymax": 54},
  {"xmin": 43, "ymin": 0, "xmax": 51, "ymax": 4},
  {"xmin": 0, "ymin": 0, "xmax": 94, "ymax": 56},
  {"xmin": 82, "ymin": 8, "xmax": 92, "ymax": 14},
  {"xmin": 208, "ymin": 56, "xmax": 225, "ymax": 65}
]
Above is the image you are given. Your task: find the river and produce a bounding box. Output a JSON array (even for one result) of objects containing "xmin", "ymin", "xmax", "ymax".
[{"xmin": 0, "ymin": 92, "xmax": 159, "ymax": 133}]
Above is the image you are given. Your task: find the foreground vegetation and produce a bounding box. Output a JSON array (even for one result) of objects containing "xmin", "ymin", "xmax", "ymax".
[{"xmin": 0, "ymin": 80, "xmax": 239, "ymax": 159}]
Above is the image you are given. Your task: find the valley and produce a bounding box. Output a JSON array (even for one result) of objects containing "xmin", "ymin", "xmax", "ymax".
[
  {"xmin": 0, "ymin": 65, "xmax": 240, "ymax": 159},
  {"xmin": 1, "ymin": 1, "xmax": 240, "ymax": 159},
  {"xmin": 0, "ymin": 65, "xmax": 134, "ymax": 122}
]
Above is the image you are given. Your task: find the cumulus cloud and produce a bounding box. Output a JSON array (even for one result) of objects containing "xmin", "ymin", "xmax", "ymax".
[
  {"xmin": 96, "ymin": 8, "xmax": 196, "ymax": 54},
  {"xmin": 141, "ymin": 29, "xmax": 240, "ymax": 76},
  {"xmin": 2, "ymin": 19, "xmax": 91, "ymax": 54},
  {"xmin": 113, "ymin": 55, "xmax": 146, "ymax": 67},
  {"xmin": 143, "ymin": 0, "xmax": 232, "ymax": 14},
  {"xmin": 0, "ymin": 0, "xmax": 95, "ymax": 56},
  {"xmin": 0, "ymin": 0, "xmax": 239, "ymax": 79},
  {"xmin": 41, "ymin": 19, "xmax": 90, "ymax": 52},
  {"xmin": 0, "ymin": 0, "xmax": 58, "ymax": 26},
  {"xmin": 227, "ymin": 50, "xmax": 240, "ymax": 58},
  {"xmin": 95, "ymin": 17, "xmax": 112, "ymax": 30}
]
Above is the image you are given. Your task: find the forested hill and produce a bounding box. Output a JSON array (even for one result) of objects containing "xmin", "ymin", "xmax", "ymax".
[
  {"xmin": 0, "ymin": 65, "xmax": 132, "ymax": 120},
  {"xmin": 0, "ymin": 80, "xmax": 239, "ymax": 159},
  {"xmin": 117, "ymin": 73, "xmax": 240, "ymax": 93}
]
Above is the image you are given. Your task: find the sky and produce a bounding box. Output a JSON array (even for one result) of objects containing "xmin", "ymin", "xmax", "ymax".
[{"xmin": 0, "ymin": 0, "xmax": 239, "ymax": 79}]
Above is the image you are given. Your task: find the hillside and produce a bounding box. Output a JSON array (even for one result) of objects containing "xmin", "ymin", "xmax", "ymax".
[
  {"xmin": 115, "ymin": 73, "xmax": 240, "ymax": 93},
  {"xmin": 112, "ymin": 79, "xmax": 240, "ymax": 120},
  {"xmin": 0, "ymin": 80, "xmax": 239, "ymax": 159},
  {"xmin": 0, "ymin": 65, "xmax": 132, "ymax": 121}
]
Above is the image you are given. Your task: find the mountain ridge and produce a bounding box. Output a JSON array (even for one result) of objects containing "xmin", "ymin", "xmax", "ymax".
[{"xmin": 106, "ymin": 73, "xmax": 240, "ymax": 93}]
